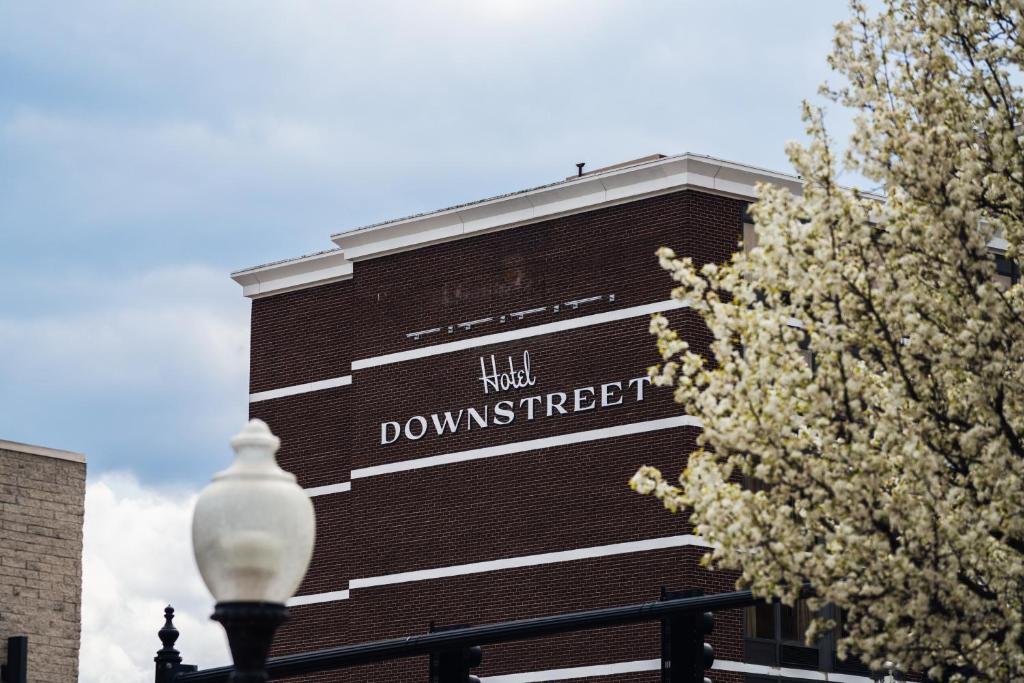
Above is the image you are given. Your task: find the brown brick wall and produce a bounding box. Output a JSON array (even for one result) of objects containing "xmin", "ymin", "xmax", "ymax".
[
  {"xmin": 248, "ymin": 189, "xmax": 748, "ymax": 680},
  {"xmin": 342, "ymin": 190, "xmax": 744, "ymax": 361},
  {"xmin": 0, "ymin": 448, "xmax": 85, "ymax": 683},
  {"xmin": 251, "ymin": 386, "xmax": 352, "ymax": 489},
  {"xmin": 249, "ymin": 190, "xmax": 745, "ymax": 392},
  {"xmin": 292, "ymin": 427, "xmax": 702, "ymax": 598},
  {"xmin": 249, "ymin": 280, "xmax": 355, "ymax": 393}
]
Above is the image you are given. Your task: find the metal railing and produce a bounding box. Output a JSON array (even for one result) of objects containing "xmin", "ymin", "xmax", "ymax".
[{"xmin": 166, "ymin": 588, "xmax": 765, "ymax": 682}]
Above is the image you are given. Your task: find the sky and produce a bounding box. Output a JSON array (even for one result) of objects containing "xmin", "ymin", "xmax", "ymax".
[{"xmin": 0, "ymin": 1, "xmax": 857, "ymax": 681}]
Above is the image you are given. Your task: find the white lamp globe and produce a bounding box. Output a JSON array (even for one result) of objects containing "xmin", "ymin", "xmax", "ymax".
[{"xmin": 192, "ymin": 419, "xmax": 315, "ymax": 604}]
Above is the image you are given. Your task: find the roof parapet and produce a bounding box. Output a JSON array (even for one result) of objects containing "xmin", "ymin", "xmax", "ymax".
[
  {"xmin": 231, "ymin": 249, "xmax": 353, "ymax": 299},
  {"xmin": 231, "ymin": 153, "xmax": 807, "ymax": 298},
  {"xmin": 0, "ymin": 438, "xmax": 86, "ymax": 464}
]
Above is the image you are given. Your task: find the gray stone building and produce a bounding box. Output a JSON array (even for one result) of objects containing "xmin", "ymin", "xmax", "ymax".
[{"xmin": 0, "ymin": 439, "xmax": 86, "ymax": 683}]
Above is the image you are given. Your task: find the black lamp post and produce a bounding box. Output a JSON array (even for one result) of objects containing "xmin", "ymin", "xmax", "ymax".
[
  {"xmin": 154, "ymin": 606, "xmax": 197, "ymax": 683},
  {"xmin": 190, "ymin": 420, "xmax": 316, "ymax": 683}
]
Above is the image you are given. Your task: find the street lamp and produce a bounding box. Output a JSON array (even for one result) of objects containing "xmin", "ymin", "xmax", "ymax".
[{"xmin": 192, "ymin": 419, "xmax": 315, "ymax": 683}]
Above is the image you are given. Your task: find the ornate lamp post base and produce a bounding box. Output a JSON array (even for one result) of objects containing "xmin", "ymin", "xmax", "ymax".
[{"xmin": 212, "ymin": 602, "xmax": 289, "ymax": 683}]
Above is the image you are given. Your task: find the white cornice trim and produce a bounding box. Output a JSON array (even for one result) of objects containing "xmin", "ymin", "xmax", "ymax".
[
  {"xmin": 230, "ymin": 154, "xmax": 806, "ymax": 297},
  {"xmin": 331, "ymin": 154, "xmax": 802, "ymax": 262},
  {"xmin": 0, "ymin": 439, "xmax": 86, "ymax": 464},
  {"xmin": 231, "ymin": 249, "xmax": 353, "ymax": 299}
]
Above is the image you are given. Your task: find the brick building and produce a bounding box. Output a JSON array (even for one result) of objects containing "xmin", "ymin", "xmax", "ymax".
[
  {"xmin": 0, "ymin": 438, "xmax": 86, "ymax": 683},
  {"xmin": 233, "ymin": 154, "xmax": 871, "ymax": 682}
]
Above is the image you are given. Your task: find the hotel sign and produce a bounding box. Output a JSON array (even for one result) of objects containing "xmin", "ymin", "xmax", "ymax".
[{"xmin": 380, "ymin": 350, "xmax": 651, "ymax": 445}]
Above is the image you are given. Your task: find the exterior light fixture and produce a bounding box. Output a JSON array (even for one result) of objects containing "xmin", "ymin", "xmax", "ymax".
[
  {"xmin": 192, "ymin": 419, "xmax": 315, "ymax": 683},
  {"xmin": 876, "ymin": 661, "xmax": 903, "ymax": 683}
]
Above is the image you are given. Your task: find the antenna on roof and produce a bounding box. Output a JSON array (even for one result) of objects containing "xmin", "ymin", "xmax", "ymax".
[{"xmin": 576, "ymin": 162, "xmax": 585, "ymax": 177}]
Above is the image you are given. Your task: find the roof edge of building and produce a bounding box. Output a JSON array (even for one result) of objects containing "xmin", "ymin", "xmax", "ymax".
[
  {"xmin": 231, "ymin": 248, "xmax": 353, "ymax": 299},
  {"xmin": 0, "ymin": 438, "xmax": 86, "ymax": 464},
  {"xmin": 331, "ymin": 152, "xmax": 802, "ymax": 260},
  {"xmin": 230, "ymin": 153, "xmax": 805, "ymax": 299}
]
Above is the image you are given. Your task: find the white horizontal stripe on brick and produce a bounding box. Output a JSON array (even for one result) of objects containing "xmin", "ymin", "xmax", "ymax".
[
  {"xmin": 351, "ymin": 415, "xmax": 701, "ymax": 479},
  {"xmin": 288, "ymin": 535, "xmax": 712, "ymax": 605},
  {"xmin": 714, "ymin": 659, "xmax": 873, "ymax": 682},
  {"xmin": 824, "ymin": 672, "xmax": 875, "ymax": 683},
  {"xmin": 352, "ymin": 299, "xmax": 689, "ymax": 370},
  {"xmin": 480, "ymin": 658, "xmax": 659, "ymax": 682},
  {"xmin": 286, "ymin": 589, "xmax": 350, "ymax": 607},
  {"xmin": 248, "ymin": 375, "xmax": 352, "ymax": 403},
  {"xmin": 481, "ymin": 659, "xmax": 873, "ymax": 683},
  {"xmin": 349, "ymin": 535, "xmax": 711, "ymax": 590},
  {"xmin": 305, "ymin": 482, "xmax": 351, "ymax": 497}
]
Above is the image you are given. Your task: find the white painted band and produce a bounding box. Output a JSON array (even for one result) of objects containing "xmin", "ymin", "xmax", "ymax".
[
  {"xmin": 352, "ymin": 299, "xmax": 689, "ymax": 370},
  {"xmin": 248, "ymin": 375, "xmax": 352, "ymax": 403},
  {"xmin": 480, "ymin": 658, "xmax": 873, "ymax": 683},
  {"xmin": 481, "ymin": 658, "xmax": 659, "ymax": 682},
  {"xmin": 286, "ymin": 589, "xmax": 350, "ymax": 607},
  {"xmin": 716, "ymin": 659, "xmax": 873, "ymax": 682},
  {"xmin": 289, "ymin": 535, "xmax": 710, "ymax": 604},
  {"xmin": 288, "ymin": 536, "xmax": 712, "ymax": 606},
  {"xmin": 305, "ymin": 482, "xmax": 352, "ymax": 497},
  {"xmin": 352, "ymin": 415, "xmax": 701, "ymax": 480},
  {"xmin": 349, "ymin": 534, "xmax": 710, "ymax": 591}
]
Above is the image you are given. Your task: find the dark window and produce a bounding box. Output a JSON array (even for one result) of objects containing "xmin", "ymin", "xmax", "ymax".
[
  {"xmin": 745, "ymin": 601, "xmax": 775, "ymax": 639},
  {"xmin": 995, "ymin": 254, "xmax": 1020, "ymax": 287},
  {"xmin": 780, "ymin": 601, "xmax": 812, "ymax": 641},
  {"xmin": 744, "ymin": 599, "xmax": 823, "ymax": 672}
]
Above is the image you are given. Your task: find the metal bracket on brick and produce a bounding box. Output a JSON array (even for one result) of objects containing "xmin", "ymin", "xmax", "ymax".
[
  {"xmin": 509, "ymin": 306, "xmax": 546, "ymax": 321},
  {"xmin": 406, "ymin": 327, "xmax": 441, "ymax": 341},
  {"xmin": 564, "ymin": 295, "xmax": 602, "ymax": 310},
  {"xmin": 455, "ymin": 317, "xmax": 493, "ymax": 332},
  {"xmin": 404, "ymin": 293, "xmax": 617, "ymax": 341}
]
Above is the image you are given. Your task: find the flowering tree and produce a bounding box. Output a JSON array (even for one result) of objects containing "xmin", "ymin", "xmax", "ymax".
[{"xmin": 630, "ymin": 1, "xmax": 1024, "ymax": 680}]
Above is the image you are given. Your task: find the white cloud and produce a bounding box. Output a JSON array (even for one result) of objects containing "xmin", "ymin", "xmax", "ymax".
[
  {"xmin": 80, "ymin": 473, "xmax": 229, "ymax": 683},
  {"xmin": 0, "ymin": 264, "xmax": 249, "ymax": 480}
]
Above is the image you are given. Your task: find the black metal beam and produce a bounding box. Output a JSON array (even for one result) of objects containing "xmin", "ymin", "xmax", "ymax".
[
  {"xmin": 1, "ymin": 636, "xmax": 28, "ymax": 683},
  {"xmin": 177, "ymin": 587, "xmax": 772, "ymax": 682}
]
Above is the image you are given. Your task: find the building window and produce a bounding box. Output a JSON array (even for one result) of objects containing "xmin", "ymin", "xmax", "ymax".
[
  {"xmin": 995, "ymin": 254, "xmax": 1019, "ymax": 288},
  {"xmin": 743, "ymin": 221, "xmax": 759, "ymax": 252},
  {"xmin": 780, "ymin": 600, "xmax": 813, "ymax": 642},
  {"xmin": 743, "ymin": 599, "xmax": 822, "ymax": 670},
  {"xmin": 743, "ymin": 603, "xmax": 876, "ymax": 676}
]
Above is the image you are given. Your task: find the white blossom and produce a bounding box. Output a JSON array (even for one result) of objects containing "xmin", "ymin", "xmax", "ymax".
[{"xmin": 634, "ymin": 2, "xmax": 1024, "ymax": 680}]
